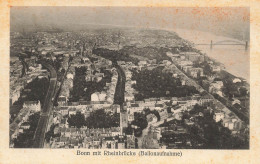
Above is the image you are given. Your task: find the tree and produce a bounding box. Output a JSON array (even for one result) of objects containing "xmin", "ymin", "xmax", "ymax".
[
  {"xmin": 165, "ymin": 100, "xmax": 173, "ymax": 107},
  {"xmin": 167, "ymin": 107, "xmax": 172, "ymax": 113},
  {"xmin": 135, "ymin": 138, "xmax": 139, "ymax": 148},
  {"xmin": 182, "ymin": 111, "xmax": 190, "ymax": 121},
  {"xmin": 13, "ymin": 112, "xmax": 40, "ymax": 148},
  {"xmin": 13, "ymin": 133, "xmax": 32, "ymax": 148},
  {"xmin": 131, "ymin": 67, "xmax": 199, "ymax": 100},
  {"xmin": 189, "ymin": 104, "xmax": 205, "ymax": 115},
  {"xmin": 132, "ymin": 113, "xmax": 148, "ymax": 130},
  {"xmin": 151, "ymin": 110, "xmax": 160, "ymax": 121},
  {"xmin": 143, "ymin": 108, "xmax": 160, "ymax": 121},
  {"xmin": 125, "ymin": 126, "xmax": 134, "ymax": 135},
  {"xmin": 143, "ymin": 108, "xmax": 151, "ymax": 115},
  {"xmin": 45, "ymin": 124, "xmax": 60, "ymax": 142},
  {"xmin": 134, "ymin": 128, "xmax": 143, "ymax": 137},
  {"xmin": 239, "ymin": 87, "xmax": 248, "ymax": 97},
  {"xmin": 86, "ymin": 109, "xmax": 120, "ymax": 128},
  {"xmin": 67, "ymin": 112, "xmax": 86, "ymax": 128},
  {"xmin": 203, "ymin": 62, "xmax": 212, "ymax": 76}
]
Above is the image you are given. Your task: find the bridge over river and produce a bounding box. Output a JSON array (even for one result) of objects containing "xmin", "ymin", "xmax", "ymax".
[{"xmin": 196, "ymin": 40, "xmax": 249, "ymax": 50}]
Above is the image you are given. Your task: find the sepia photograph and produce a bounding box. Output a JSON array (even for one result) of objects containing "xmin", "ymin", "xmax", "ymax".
[{"xmin": 9, "ymin": 7, "xmax": 250, "ymax": 149}]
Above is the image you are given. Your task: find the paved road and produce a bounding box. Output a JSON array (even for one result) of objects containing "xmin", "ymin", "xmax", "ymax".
[
  {"xmin": 92, "ymin": 49, "xmax": 126, "ymax": 109},
  {"xmin": 170, "ymin": 61, "xmax": 248, "ymax": 123},
  {"xmin": 33, "ymin": 62, "xmax": 57, "ymax": 148},
  {"xmin": 136, "ymin": 117, "xmax": 175, "ymax": 148},
  {"xmin": 53, "ymin": 57, "xmax": 72, "ymax": 106},
  {"xmin": 114, "ymin": 64, "xmax": 126, "ymax": 111}
]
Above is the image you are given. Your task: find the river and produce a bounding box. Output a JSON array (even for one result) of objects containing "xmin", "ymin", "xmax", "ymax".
[{"xmin": 172, "ymin": 29, "xmax": 250, "ymax": 82}]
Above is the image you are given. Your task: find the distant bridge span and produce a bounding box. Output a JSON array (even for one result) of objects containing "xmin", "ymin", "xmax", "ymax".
[{"xmin": 196, "ymin": 40, "xmax": 249, "ymax": 50}]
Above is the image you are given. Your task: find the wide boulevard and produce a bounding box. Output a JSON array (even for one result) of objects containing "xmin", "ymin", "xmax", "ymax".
[{"xmin": 33, "ymin": 61, "xmax": 57, "ymax": 148}]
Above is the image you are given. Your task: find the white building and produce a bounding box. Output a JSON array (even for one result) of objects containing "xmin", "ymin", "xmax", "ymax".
[
  {"xmin": 23, "ymin": 101, "xmax": 41, "ymax": 112},
  {"xmin": 213, "ymin": 111, "xmax": 225, "ymax": 122}
]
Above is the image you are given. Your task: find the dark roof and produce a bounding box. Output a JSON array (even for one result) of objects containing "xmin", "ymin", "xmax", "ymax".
[
  {"xmin": 79, "ymin": 101, "xmax": 91, "ymax": 105},
  {"xmin": 104, "ymin": 137, "xmax": 114, "ymax": 141},
  {"xmin": 131, "ymin": 104, "xmax": 139, "ymax": 107},
  {"xmin": 10, "ymin": 105, "xmax": 21, "ymax": 115},
  {"xmin": 21, "ymin": 122, "xmax": 30, "ymax": 126},
  {"xmin": 24, "ymin": 101, "xmax": 38, "ymax": 105},
  {"xmin": 58, "ymin": 97, "xmax": 66, "ymax": 101},
  {"xmin": 233, "ymin": 103, "xmax": 242, "ymax": 109},
  {"xmin": 155, "ymin": 104, "xmax": 164, "ymax": 107}
]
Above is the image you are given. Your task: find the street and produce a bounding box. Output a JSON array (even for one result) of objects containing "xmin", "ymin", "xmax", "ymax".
[
  {"xmin": 33, "ymin": 62, "xmax": 57, "ymax": 148},
  {"xmin": 113, "ymin": 63, "xmax": 126, "ymax": 111}
]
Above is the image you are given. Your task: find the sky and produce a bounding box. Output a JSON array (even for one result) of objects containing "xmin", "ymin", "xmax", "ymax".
[{"xmin": 10, "ymin": 7, "xmax": 250, "ymax": 40}]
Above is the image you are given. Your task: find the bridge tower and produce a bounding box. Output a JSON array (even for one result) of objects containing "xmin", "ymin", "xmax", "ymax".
[{"xmin": 210, "ymin": 40, "xmax": 213, "ymax": 49}]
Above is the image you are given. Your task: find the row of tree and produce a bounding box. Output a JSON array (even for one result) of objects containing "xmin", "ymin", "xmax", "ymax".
[
  {"xmin": 67, "ymin": 109, "xmax": 120, "ymax": 129},
  {"xmin": 14, "ymin": 77, "xmax": 49, "ymax": 107}
]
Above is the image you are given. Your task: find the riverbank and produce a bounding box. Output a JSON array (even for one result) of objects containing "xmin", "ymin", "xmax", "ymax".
[{"xmin": 171, "ymin": 28, "xmax": 250, "ymax": 82}]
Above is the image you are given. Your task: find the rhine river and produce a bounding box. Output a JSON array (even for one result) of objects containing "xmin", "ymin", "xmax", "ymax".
[{"xmin": 173, "ymin": 29, "xmax": 250, "ymax": 82}]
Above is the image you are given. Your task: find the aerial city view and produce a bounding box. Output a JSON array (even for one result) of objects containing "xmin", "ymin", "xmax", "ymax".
[{"xmin": 9, "ymin": 7, "xmax": 249, "ymax": 149}]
